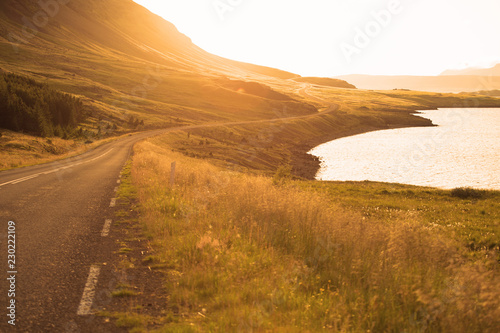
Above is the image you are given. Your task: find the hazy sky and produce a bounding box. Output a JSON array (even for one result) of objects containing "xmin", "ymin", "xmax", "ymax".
[{"xmin": 133, "ymin": 0, "xmax": 500, "ymax": 77}]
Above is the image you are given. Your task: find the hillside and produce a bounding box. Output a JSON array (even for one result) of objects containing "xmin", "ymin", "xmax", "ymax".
[
  {"xmin": 0, "ymin": 0, "xmax": 297, "ymax": 80},
  {"xmin": 0, "ymin": 0, "xmax": 313, "ymax": 132},
  {"xmin": 292, "ymin": 77, "xmax": 356, "ymax": 89}
]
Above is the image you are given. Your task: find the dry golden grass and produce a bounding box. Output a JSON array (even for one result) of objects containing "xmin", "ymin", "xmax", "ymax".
[
  {"xmin": 128, "ymin": 137, "xmax": 500, "ymax": 332},
  {"xmin": 0, "ymin": 130, "xmax": 87, "ymax": 170},
  {"xmin": 0, "ymin": 129, "xmax": 118, "ymax": 171}
]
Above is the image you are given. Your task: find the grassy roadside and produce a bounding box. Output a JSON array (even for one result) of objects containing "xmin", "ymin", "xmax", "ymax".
[
  {"xmin": 113, "ymin": 137, "xmax": 500, "ymax": 332},
  {"xmin": 97, "ymin": 161, "xmax": 173, "ymax": 332},
  {"xmin": 0, "ymin": 128, "xmax": 135, "ymax": 171}
]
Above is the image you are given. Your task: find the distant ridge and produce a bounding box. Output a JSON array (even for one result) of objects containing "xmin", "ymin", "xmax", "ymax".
[
  {"xmin": 440, "ymin": 63, "xmax": 500, "ymax": 76},
  {"xmin": 293, "ymin": 77, "xmax": 356, "ymax": 89},
  {"xmin": 335, "ymin": 74, "xmax": 500, "ymax": 93}
]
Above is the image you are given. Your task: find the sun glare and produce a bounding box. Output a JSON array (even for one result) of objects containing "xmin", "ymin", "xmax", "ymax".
[{"xmin": 123, "ymin": 1, "xmax": 499, "ymax": 76}]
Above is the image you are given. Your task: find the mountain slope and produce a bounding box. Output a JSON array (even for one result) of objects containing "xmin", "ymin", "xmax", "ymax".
[
  {"xmin": 0, "ymin": 0, "xmax": 297, "ymax": 79},
  {"xmin": 0, "ymin": 0, "xmax": 314, "ymax": 129}
]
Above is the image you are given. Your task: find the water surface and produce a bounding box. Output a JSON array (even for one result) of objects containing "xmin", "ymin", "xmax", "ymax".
[{"xmin": 309, "ymin": 108, "xmax": 500, "ymax": 190}]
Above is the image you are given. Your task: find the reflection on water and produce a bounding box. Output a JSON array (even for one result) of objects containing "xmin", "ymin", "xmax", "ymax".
[{"xmin": 309, "ymin": 108, "xmax": 500, "ymax": 190}]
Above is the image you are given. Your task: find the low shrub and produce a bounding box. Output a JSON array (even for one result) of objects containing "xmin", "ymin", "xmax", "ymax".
[{"xmin": 451, "ymin": 187, "xmax": 487, "ymax": 199}]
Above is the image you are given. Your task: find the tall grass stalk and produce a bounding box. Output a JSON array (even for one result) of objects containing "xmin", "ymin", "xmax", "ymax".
[{"xmin": 132, "ymin": 139, "xmax": 500, "ymax": 332}]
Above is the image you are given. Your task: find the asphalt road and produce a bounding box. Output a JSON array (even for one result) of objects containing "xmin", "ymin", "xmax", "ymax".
[
  {"xmin": 0, "ymin": 130, "xmax": 169, "ymax": 332},
  {"xmin": 0, "ymin": 89, "xmax": 336, "ymax": 331}
]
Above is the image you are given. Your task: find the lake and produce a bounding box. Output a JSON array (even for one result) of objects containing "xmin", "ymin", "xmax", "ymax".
[{"xmin": 309, "ymin": 108, "xmax": 500, "ymax": 190}]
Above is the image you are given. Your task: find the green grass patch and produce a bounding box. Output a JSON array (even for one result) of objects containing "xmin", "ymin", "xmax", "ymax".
[
  {"xmin": 111, "ymin": 289, "xmax": 139, "ymax": 298},
  {"xmin": 127, "ymin": 140, "xmax": 500, "ymax": 332},
  {"xmin": 118, "ymin": 247, "xmax": 133, "ymax": 254},
  {"xmin": 299, "ymin": 181, "xmax": 500, "ymax": 255},
  {"xmin": 105, "ymin": 312, "xmax": 151, "ymax": 331}
]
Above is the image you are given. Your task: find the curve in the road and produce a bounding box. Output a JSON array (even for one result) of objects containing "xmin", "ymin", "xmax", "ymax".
[{"xmin": 0, "ymin": 87, "xmax": 339, "ymax": 331}]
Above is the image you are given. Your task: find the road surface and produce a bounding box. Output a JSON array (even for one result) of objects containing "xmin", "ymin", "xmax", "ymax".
[
  {"xmin": 0, "ymin": 130, "xmax": 170, "ymax": 332},
  {"xmin": 0, "ymin": 86, "xmax": 337, "ymax": 331}
]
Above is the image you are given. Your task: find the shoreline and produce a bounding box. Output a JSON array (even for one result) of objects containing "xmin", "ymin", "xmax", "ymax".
[
  {"xmin": 289, "ymin": 105, "xmax": 486, "ymax": 181},
  {"xmin": 290, "ymin": 122, "xmax": 434, "ymax": 180},
  {"xmin": 293, "ymin": 107, "xmax": 500, "ymax": 189}
]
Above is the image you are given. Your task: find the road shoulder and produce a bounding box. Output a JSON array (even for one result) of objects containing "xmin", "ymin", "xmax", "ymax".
[{"xmin": 72, "ymin": 160, "xmax": 171, "ymax": 332}]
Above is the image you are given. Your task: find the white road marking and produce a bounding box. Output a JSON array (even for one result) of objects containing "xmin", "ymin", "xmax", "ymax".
[
  {"xmin": 101, "ymin": 219, "xmax": 112, "ymax": 237},
  {"xmin": 0, "ymin": 149, "xmax": 114, "ymax": 188},
  {"xmin": 77, "ymin": 265, "xmax": 101, "ymax": 316},
  {"xmin": 10, "ymin": 174, "xmax": 40, "ymax": 184},
  {"xmin": 109, "ymin": 198, "xmax": 116, "ymax": 208}
]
